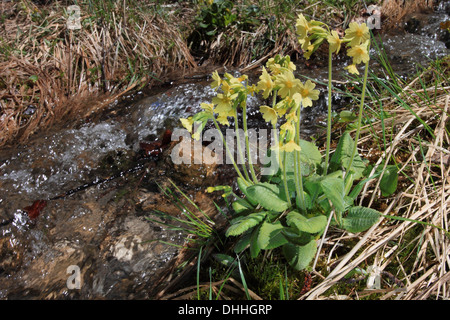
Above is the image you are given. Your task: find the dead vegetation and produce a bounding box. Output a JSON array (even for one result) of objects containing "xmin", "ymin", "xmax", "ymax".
[
  {"xmin": 381, "ymin": 0, "xmax": 436, "ymax": 30},
  {"xmin": 0, "ymin": 0, "xmax": 196, "ymax": 147},
  {"xmin": 302, "ymin": 66, "xmax": 450, "ymax": 300}
]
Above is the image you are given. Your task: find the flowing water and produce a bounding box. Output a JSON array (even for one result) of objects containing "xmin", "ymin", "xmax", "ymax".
[{"xmin": 0, "ymin": 9, "xmax": 449, "ymax": 299}]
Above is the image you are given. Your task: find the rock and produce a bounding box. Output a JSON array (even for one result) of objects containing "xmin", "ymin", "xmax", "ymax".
[
  {"xmin": 163, "ymin": 139, "xmax": 221, "ymax": 188},
  {"xmin": 0, "ymin": 184, "xmax": 183, "ymax": 299}
]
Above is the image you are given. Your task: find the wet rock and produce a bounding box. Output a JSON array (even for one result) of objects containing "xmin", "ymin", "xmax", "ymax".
[
  {"xmin": 163, "ymin": 139, "xmax": 221, "ymax": 188},
  {"xmin": 0, "ymin": 184, "xmax": 183, "ymax": 299},
  {"xmin": 403, "ymin": 10, "xmax": 450, "ymax": 48}
]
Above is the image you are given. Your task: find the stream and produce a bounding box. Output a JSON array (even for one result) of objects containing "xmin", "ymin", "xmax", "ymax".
[{"xmin": 0, "ymin": 7, "xmax": 448, "ymax": 299}]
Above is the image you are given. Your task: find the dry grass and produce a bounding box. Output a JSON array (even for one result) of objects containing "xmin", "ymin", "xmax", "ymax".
[
  {"xmin": 381, "ymin": 0, "xmax": 435, "ymax": 30},
  {"xmin": 0, "ymin": 0, "xmax": 196, "ymax": 147},
  {"xmin": 302, "ymin": 71, "xmax": 450, "ymax": 300}
]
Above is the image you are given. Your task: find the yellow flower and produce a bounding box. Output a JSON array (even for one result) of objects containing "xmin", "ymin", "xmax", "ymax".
[
  {"xmin": 279, "ymin": 140, "xmax": 301, "ymax": 153},
  {"xmin": 298, "ymin": 80, "xmax": 320, "ymax": 107},
  {"xmin": 291, "ymin": 93, "xmax": 302, "ymax": 110},
  {"xmin": 212, "ymin": 93, "xmax": 236, "ymax": 111},
  {"xmin": 256, "ymin": 67, "xmax": 274, "ymax": 99},
  {"xmin": 345, "ymin": 64, "xmax": 359, "ymax": 75},
  {"xmin": 327, "ymin": 30, "xmax": 342, "ymax": 54},
  {"xmin": 296, "ymin": 14, "xmax": 312, "ymax": 40},
  {"xmin": 201, "ymin": 102, "xmax": 214, "ymax": 115},
  {"xmin": 275, "ymin": 71, "xmax": 301, "ymax": 98},
  {"xmin": 266, "ymin": 58, "xmax": 283, "ymax": 75},
  {"xmin": 280, "ymin": 120, "xmax": 296, "ymax": 141},
  {"xmin": 274, "ymin": 99, "xmax": 288, "ymax": 117},
  {"xmin": 300, "ymin": 36, "xmax": 325, "ymax": 60},
  {"xmin": 287, "ymin": 61, "xmax": 296, "ymax": 72},
  {"xmin": 259, "ymin": 105, "xmax": 278, "ymax": 126},
  {"xmin": 347, "ymin": 41, "xmax": 370, "ymax": 65},
  {"xmin": 285, "ymin": 111, "xmax": 298, "ymax": 123},
  {"xmin": 180, "ymin": 117, "xmax": 193, "ymax": 133},
  {"xmin": 344, "ymin": 22, "xmax": 370, "ymax": 47},
  {"xmin": 212, "ymin": 92, "xmax": 236, "ymax": 121},
  {"xmin": 211, "ymin": 71, "xmax": 222, "ymax": 89},
  {"xmin": 224, "ymin": 73, "xmax": 245, "ymax": 90},
  {"xmin": 247, "ymin": 84, "xmax": 257, "ymax": 96},
  {"xmin": 216, "ymin": 115, "xmax": 230, "ymax": 126}
]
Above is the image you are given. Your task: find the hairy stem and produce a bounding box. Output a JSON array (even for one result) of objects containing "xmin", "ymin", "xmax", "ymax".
[{"xmin": 324, "ymin": 47, "xmax": 333, "ymax": 174}]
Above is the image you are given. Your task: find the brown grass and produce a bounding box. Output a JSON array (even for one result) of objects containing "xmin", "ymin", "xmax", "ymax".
[
  {"xmin": 381, "ymin": 0, "xmax": 435, "ymax": 30},
  {"xmin": 302, "ymin": 68, "xmax": 450, "ymax": 300},
  {"xmin": 0, "ymin": 0, "xmax": 196, "ymax": 147}
]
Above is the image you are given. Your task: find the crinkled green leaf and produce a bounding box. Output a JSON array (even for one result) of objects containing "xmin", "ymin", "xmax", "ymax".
[
  {"xmin": 320, "ymin": 175, "xmax": 346, "ymax": 213},
  {"xmin": 330, "ymin": 132, "xmax": 366, "ymax": 180},
  {"xmin": 250, "ymin": 223, "xmax": 262, "ymax": 258},
  {"xmin": 342, "ymin": 206, "xmax": 380, "ymax": 233},
  {"xmin": 282, "ymin": 240, "xmax": 317, "ymax": 271},
  {"xmin": 246, "ymin": 183, "xmax": 289, "ymax": 212},
  {"xmin": 298, "ymin": 139, "xmax": 322, "ymax": 165},
  {"xmin": 234, "ymin": 232, "xmax": 251, "ymax": 253},
  {"xmin": 232, "ymin": 198, "xmax": 254, "ymax": 214},
  {"xmin": 237, "ymin": 177, "xmax": 258, "ymax": 206},
  {"xmin": 226, "ymin": 211, "xmax": 267, "ymax": 236},
  {"xmin": 286, "ymin": 211, "xmax": 327, "ymax": 234},
  {"xmin": 257, "ymin": 220, "xmax": 288, "ymax": 250},
  {"xmin": 380, "ymin": 165, "xmax": 398, "ymax": 197}
]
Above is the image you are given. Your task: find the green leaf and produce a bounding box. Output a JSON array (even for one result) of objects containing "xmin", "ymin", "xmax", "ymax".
[
  {"xmin": 330, "ymin": 132, "xmax": 366, "ymax": 180},
  {"xmin": 282, "ymin": 228, "xmax": 313, "ymax": 246},
  {"xmin": 295, "ymin": 191, "xmax": 312, "ymax": 210},
  {"xmin": 286, "ymin": 211, "xmax": 328, "ymax": 234},
  {"xmin": 213, "ymin": 254, "xmax": 237, "ymax": 268},
  {"xmin": 320, "ymin": 175, "xmax": 346, "ymax": 213},
  {"xmin": 338, "ymin": 110, "xmax": 357, "ymax": 123},
  {"xmin": 298, "ymin": 139, "xmax": 322, "ymax": 165},
  {"xmin": 226, "ymin": 211, "xmax": 267, "ymax": 236},
  {"xmin": 281, "ymin": 140, "xmax": 321, "ymax": 175},
  {"xmin": 246, "ymin": 183, "xmax": 289, "ymax": 212},
  {"xmin": 237, "ymin": 177, "xmax": 258, "ymax": 206},
  {"xmin": 282, "ymin": 240, "xmax": 317, "ymax": 271},
  {"xmin": 380, "ymin": 165, "xmax": 398, "ymax": 197},
  {"xmin": 342, "ymin": 206, "xmax": 380, "ymax": 233},
  {"xmin": 250, "ymin": 223, "xmax": 262, "ymax": 258},
  {"xmin": 232, "ymin": 198, "xmax": 254, "ymax": 214},
  {"xmin": 234, "ymin": 232, "xmax": 251, "ymax": 253},
  {"xmin": 257, "ymin": 221, "xmax": 288, "ymax": 250},
  {"xmin": 348, "ymin": 171, "xmax": 382, "ymax": 201},
  {"xmin": 304, "ymin": 175, "xmax": 322, "ymax": 204}
]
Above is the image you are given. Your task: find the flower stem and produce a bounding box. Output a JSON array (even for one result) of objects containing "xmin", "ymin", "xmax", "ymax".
[
  {"xmin": 233, "ymin": 109, "xmax": 251, "ymax": 182},
  {"xmin": 324, "ymin": 47, "xmax": 333, "ymax": 175},
  {"xmin": 242, "ymin": 101, "xmax": 258, "ymax": 183},
  {"xmin": 212, "ymin": 117, "xmax": 248, "ymax": 184},
  {"xmin": 346, "ymin": 57, "xmax": 369, "ymax": 179},
  {"xmin": 295, "ymin": 105, "xmax": 305, "ymax": 211},
  {"xmin": 276, "ymin": 124, "xmax": 292, "ymax": 207}
]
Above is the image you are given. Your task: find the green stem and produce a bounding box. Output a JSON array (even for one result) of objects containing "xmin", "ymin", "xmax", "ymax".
[
  {"xmin": 242, "ymin": 101, "xmax": 258, "ymax": 183},
  {"xmin": 282, "ymin": 152, "xmax": 292, "ymax": 206},
  {"xmin": 271, "ymin": 90, "xmax": 281, "ymax": 176},
  {"xmin": 295, "ymin": 105, "xmax": 305, "ymax": 211},
  {"xmin": 324, "ymin": 47, "xmax": 333, "ymax": 174},
  {"xmin": 212, "ymin": 117, "xmax": 247, "ymax": 183},
  {"xmin": 233, "ymin": 109, "xmax": 251, "ymax": 182},
  {"xmin": 346, "ymin": 57, "xmax": 370, "ymax": 179}
]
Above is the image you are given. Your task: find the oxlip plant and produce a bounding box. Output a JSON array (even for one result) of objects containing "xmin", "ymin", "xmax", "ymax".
[{"xmin": 179, "ymin": 15, "xmax": 397, "ymax": 271}]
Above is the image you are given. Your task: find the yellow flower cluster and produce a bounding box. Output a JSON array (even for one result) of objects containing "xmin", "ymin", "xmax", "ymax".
[
  {"xmin": 295, "ymin": 14, "xmax": 328, "ymax": 60},
  {"xmin": 180, "ymin": 71, "xmax": 251, "ymax": 138},
  {"xmin": 255, "ymin": 55, "xmax": 320, "ymax": 152},
  {"xmin": 295, "ymin": 14, "xmax": 371, "ymax": 75}
]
